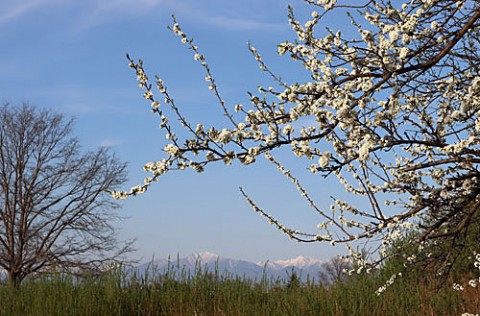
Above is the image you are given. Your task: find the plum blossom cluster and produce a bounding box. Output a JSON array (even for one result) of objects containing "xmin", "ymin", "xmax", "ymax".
[
  {"xmin": 453, "ymin": 252, "xmax": 480, "ymax": 291},
  {"xmin": 452, "ymin": 252, "xmax": 480, "ymax": 316},
  {"xmin": 375, "ymin": 272, "xmax": 402, "ymax": 296},
  {"xmin": 116, "ymin": 0, "xmax": 480, "ymax": 286}
]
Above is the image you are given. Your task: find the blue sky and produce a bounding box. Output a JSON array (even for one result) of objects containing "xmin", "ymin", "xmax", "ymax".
[{"xmin": 1, "ymin": 0, "xmax": 353, "ymax": 263}]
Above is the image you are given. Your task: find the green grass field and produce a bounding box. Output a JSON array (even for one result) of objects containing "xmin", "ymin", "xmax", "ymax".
[{"xmin": 0, "ymin": 264, "xmax": 478, "ymax": 316}]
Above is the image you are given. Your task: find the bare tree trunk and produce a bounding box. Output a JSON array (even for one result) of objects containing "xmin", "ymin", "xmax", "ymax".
[{"xmin": 8, "ymin": 271, "xmax": 21, "ymax": 288}]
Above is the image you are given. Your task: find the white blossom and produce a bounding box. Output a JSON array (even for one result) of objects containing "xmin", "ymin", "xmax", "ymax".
[{"xmin": 122, "ymin": 2, "xmax": 480, "ymax": 291}]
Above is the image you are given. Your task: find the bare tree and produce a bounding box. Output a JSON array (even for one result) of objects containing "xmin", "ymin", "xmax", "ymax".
[
  {"xmin": 318, "ymin": 255, "xmax": 352, "ymax": 286},
  {"xmin": 0, "ymin": 103, "xmax": 131, "ymax": 287},
  {"xmin": 115, "ymin": 0, "xmax": 480, "ymax": 281}
]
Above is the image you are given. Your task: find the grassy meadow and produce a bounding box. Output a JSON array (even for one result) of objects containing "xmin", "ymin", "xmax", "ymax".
[{"xmin": 0, "ymin": 263, "xmax": 478, "ymax": 316}]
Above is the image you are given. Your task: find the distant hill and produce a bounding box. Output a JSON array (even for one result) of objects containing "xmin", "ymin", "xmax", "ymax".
[{"xmin": 133, "ymin": 252, "xmax": 326, "ymax": 283}]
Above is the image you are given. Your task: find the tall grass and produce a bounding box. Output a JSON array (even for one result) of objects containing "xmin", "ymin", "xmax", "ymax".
[{"xmin": 0, "ymin": 264, "xmax": 478, "ymax": 316}]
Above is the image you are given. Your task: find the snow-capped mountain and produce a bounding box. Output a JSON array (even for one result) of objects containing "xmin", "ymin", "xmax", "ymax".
[
  {"xmin": 270, "ymin": 255, "xmax": 324, "ymax": 268},
  {"xmin": 262, "ymin": 255, "xmax": 326, "ymax": 281},
  {"xmin": 133, "ymin": 252, "xmax": 326, "ymax": 283}
]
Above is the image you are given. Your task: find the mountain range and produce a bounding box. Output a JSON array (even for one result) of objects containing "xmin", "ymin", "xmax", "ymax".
[{"xmin": 133, "ymin": 252, "xmax": 327, "ymax": 283}]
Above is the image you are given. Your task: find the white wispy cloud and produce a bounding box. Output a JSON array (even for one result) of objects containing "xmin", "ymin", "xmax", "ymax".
[
  {"xmin": 169, "ymin": 1, "xmax": 286, "ymax": 32},
  {"xmin": 1, "ymin": 0, "xmax": 285, "ymax": 33},
  {"xmin": 68, "ymin": 0, "xmax": 168, "ymax": 33},
  {"xmin": 0, "ymin": 0, "xmax": 166, "ymax": 30},
  {"xmin": 94, "ymin": 0, "xmax": 165, "ymax": 13},
  {"xmin": 100, "ymin": 137, "xmax": 125, "ymax": 147},
  {"xmin": 0, "ymin": 0, "xmax": 50, "ymax": 26},
  {"xmin": 203, "ymin": 15, "xmax": 284, "ymax": 31}
]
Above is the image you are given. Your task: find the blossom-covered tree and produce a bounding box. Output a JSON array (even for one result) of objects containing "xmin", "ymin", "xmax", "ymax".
[{"xmin": 114, "ymin": 0, "xmax": 480, "ymax": 280}]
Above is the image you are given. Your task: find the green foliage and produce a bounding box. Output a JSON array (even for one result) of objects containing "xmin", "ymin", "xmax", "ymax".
[
  {"xmin": 381, "ymin": 214, "xmax": 480, "ymax": 282},
  {"xmin": 0, "ymin": 263, "xmax": 477, "ymax": 316},
  {"xmin": 285, "ymin": 269, "xmax": 302, "ymax": 291}
]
